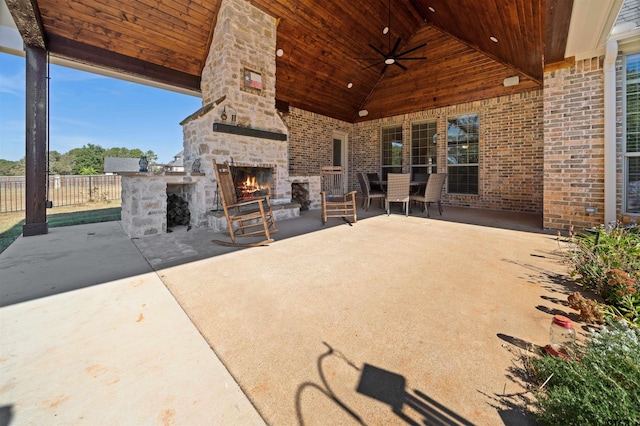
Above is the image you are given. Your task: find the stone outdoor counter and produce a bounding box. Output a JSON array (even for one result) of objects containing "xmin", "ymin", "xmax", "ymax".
[{"xmin": 120, "ymin": 172, "xmax": 208, "ymax": 238}]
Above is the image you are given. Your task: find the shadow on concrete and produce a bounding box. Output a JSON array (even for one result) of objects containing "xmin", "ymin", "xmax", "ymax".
[
  {"xmin": 485, "ymin": 334, "xmax": 542, "ymax": 426},
  {"xmin": 497, "ymin": 334, "xmax": 544, "ymax": 355},
  {"xmin": 133, "ymin": 205, "xmax": 546, "ymax": 272},
  {"xmin": 0, "ymin": 406, "xmax": 13, "ymax": 426},
  {"xmin": 295, "ymin": 342, "xmax": 364, "ymax": 425},
  {"xmin": 0, "ymin": 222, "xmax": 152, "ymax": 307},
  {"xmin": 295, "ymin": 342, "xmax": 475, "ymax": 426}
]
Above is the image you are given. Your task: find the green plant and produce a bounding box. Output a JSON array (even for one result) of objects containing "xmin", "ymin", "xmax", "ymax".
[
  {"xmin": 566, "ymin": 224, "xmax": 640, "ymax": 328},
  {"xmin": 529, "ymin": 319, "xmax": 640, "ymax": 425},
  {"xmin": 567, "ymin": 225, "xmax": 639, "ymax": 292},
  {"xmin": 602, "ymin": 293, "xmax": 640, "ymax": 327}
]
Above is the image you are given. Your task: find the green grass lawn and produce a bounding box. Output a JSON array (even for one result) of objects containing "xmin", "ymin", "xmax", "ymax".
[{"xmin": 0, "ymin": 203, "xmax": 121, "ymax": 255}]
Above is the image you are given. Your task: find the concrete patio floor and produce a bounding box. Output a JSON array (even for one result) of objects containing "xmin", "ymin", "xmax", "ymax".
[{"xmin": 0, "ymin": 205, "xmax": 584, "ymax": 425}]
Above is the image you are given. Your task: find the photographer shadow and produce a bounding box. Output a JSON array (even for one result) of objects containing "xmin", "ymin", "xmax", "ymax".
[{"xmin": 295, "ymin": 342, "xmax": 474, "ymax": 426}]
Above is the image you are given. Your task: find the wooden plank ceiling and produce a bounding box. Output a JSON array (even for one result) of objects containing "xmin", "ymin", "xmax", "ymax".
[{"xmin": 9, "ymin": 0, "xmax": 573, "ymax": 123}]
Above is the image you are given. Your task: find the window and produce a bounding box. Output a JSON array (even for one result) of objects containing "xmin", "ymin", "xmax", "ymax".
[
  {"xmin": 447, "ymin": 114, "xmax": 479, "ymax": 194},
  {"xmin": 381, "ymin": 125, "xmax": 403, "ymax": 180},
  {"xmin": 411, "ymin": 120, "xmax": 437, "ymax": 179},
  {"xmin": 625, "ymin": 53, "xmax": 640, "ymax": 214}
]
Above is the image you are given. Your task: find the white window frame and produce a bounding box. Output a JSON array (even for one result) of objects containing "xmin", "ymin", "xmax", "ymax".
[{"xmin": 624, "ymin": 52, "xmax": 640, "ymax": 215}]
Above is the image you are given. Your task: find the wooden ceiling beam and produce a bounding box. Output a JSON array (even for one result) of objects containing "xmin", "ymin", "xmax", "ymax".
[{"xmin": 48, "ymin": 34, "xmax": 201, "ymax": 92}]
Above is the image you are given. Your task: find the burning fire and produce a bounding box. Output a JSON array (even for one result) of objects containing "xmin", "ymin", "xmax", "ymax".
[{"xmin": 237, "ymin": 176, "xmax": 270, "ymax": 199}]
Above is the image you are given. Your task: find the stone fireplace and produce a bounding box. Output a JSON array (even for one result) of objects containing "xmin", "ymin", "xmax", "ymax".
[
  {"xmin": 178, "ymin": 0, "xmax": 314, "ymax": 232},
  {"xmin": 120, "ymin": 0, "xmax": 321, "ymax": 238}
]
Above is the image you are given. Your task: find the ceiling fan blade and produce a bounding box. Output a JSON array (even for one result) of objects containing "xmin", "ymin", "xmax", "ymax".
[
  {"xmin": 381, "ymin": 63, "xmax": 389, "ymax": 74},
  {"xmin": 396, "ymin": 43, "xmax": 427, "ymax": 58},
  {"xmin": 369, "ymin": 43, "xmax": 387, "ymax": 57},
  {"xmin": 390, "ymin": 37, "xmax": 402, "ymax": 55},
  {"xmin": 362, "ymin": 60, "xmax": 385, "ymax": 70},
  {"xmin": 397, "ymin": 57, "xmax": 427, "ymax": 60},
  {"xmin": 355, "ymin": 57, "xmax": 385, "ymax": 61},
  {"xmin": 394, "ymin": 61, "xmax": 408, "ymax": 71}
]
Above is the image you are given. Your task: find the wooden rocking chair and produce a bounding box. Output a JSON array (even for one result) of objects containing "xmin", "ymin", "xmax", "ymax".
[
  {"xmin": 320, "ymin": 166, "xmax": 357, "ymax": 225},
  {"xmin": 212, "ymin": 160, "xmax": 277, "ymax": 246}
]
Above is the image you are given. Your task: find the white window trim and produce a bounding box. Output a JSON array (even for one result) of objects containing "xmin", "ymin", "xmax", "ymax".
[{"xmin": 622, "ymin": 49, "xmax": 640, "ymax": 216}]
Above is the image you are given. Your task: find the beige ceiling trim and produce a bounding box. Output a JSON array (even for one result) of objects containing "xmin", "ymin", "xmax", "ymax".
[{"xmin": 565, "ymin": 0, "xmax": 623, "ymax": 60}]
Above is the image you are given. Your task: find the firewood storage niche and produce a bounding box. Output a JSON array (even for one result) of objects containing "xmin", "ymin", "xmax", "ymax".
[{"xmin": 167, "ymin": 182, "xmax": 195, "ymax": 228}]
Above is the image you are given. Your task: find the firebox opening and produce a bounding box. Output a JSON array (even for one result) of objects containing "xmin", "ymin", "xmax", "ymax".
[{"xmin": 230, "ymin": 166, "xmax": 274, "ymax": 201}]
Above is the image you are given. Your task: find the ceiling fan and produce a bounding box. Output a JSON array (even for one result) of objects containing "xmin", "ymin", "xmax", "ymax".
[{"xmin": 355, "ymin": 0, "xmax": 426, "ymax": 72}]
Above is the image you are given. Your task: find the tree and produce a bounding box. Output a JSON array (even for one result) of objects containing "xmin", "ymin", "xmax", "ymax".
[
  {"xmin": 70, "ymin": 144, "xmax": 106, "ymax": 174},
  {"xmin": 105, "ymin": 147, "xmax": 142, "ymax": 158},
  {"xmin": 1, "ymin": 144, "xmax": 157, "ymax": 175},
  {"xmin": 0, "ymin": 158, "xmax": 25, "ymax": 176},
  {"xmin": 144, "ymin": 150, "xmax": 158, "ymax": 163},
  {"xmin": 104, "ymin": 147, "xmax": 158, "ymax": 163},
  {"xmin": 78, "ymin": 166, "xmax": 98, "ymax": 175},
  {"xmin": 48, "ymin": 150, "xmax": 73, "ymax": 175}
]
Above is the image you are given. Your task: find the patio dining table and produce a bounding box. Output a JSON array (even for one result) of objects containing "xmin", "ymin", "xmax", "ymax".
[{"xmin": 370, "ymin": 179, "xmax": 427, "ymax": 194}]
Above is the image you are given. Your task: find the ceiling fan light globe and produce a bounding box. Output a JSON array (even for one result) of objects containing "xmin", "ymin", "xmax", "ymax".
[{"xmin": 385, "ymin": 58, "xmax": 395, "ymax": 65}]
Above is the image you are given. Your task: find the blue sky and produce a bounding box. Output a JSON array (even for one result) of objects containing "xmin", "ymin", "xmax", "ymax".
[{"xmin": 0, "ymin": 52, "xmax": 202, "ymax": 164}]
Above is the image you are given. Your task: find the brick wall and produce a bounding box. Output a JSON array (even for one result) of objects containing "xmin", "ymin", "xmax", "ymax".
[
  {"xmin": 543, "ymin": 57, "xmax": 605, "ymax": 231},
  {"xmin": 289, "ymin": 91, "xmax": 544, "ymax": 211},
  {"xmin": 287, "ymin": 108, "xmax": 352, "ymax": 176}
]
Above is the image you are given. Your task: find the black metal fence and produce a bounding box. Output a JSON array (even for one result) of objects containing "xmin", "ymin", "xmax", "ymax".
[{"xmin": 0, "ymin": 175, "xmax": 122, "ymax": 214}]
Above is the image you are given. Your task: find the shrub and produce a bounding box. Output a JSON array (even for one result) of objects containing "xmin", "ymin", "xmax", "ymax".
[
  {"xmin": 565, "ymin": 224, "xmax": 640, "ymax": 327},
  {"xmin": 567, "ymin": 292, "xmax": 604, "ymax": 324},
  {"xmin": 529, "ymin": 320, "xmax": 640, "ymax": 425}
]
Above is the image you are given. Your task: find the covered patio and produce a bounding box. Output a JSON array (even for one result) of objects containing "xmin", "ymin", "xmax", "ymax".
[
  {"xmin": 1, "ymin": 0, "xmax": 636, "ymax": 423},
  {"xmin": 2, "ymin": 0, "xmax": 634, "ymax": 236},
  {"xmin": 1, "ymin": 207, "xmax": 582, "ymax": 425}
]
